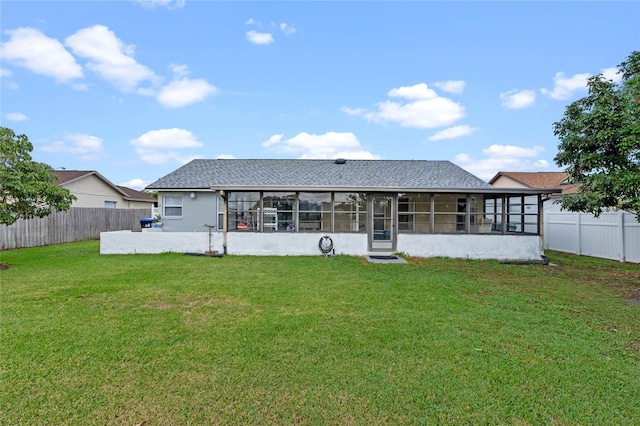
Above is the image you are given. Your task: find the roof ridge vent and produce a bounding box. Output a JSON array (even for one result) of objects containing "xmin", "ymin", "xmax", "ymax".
[{"xmin": 334, "ymin": 158, "xmax": 347, "ymax": 164}]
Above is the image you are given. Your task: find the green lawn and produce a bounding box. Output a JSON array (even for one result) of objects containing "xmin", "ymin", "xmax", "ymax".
[{"xmin": 1, "ymin": 241, "xmax": 639, "ymax": 425}]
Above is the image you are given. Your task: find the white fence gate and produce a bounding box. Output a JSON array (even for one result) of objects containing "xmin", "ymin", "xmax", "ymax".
[{"xmin": 544, "ymin": 209, "xmax": 640, "ymax": 263}]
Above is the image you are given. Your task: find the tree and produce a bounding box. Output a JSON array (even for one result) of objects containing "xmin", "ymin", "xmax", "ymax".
[
  {"xmin": 553, "ymin": 51, "xmax": 640, "ymax": 222},
  {"xmin": 0, "ymin": 127, "xmax": 76, "ymax": 226}
]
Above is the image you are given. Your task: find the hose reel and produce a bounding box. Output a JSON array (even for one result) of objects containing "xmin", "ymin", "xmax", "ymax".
[{"xmin": 318, "ymin": 235, "xmax": 334, "ymax": 255}]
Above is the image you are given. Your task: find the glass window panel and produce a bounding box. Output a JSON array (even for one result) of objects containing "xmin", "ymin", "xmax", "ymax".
[
  {"xmin": 524, "ymin": 195, "xmax": 538, "ymax": 205},
  {"xmin": 228, "ymin": 192, "xmax": 259, "ymax": 231},
  {"xmin": 397, "ymin": 194, "xmax": 431, "ymax": 234},
  {"xmin": 398, "ymin": 196, "xmax": 414, "ymax": 232},
  {"xmin": 164, "ymin": 196, "xmax": 182, "ymax": 205},
  {"xmin": 433, "ymin": 213, "xmax": 458, "ymax": 233},
  {"xmin": 434, "ymin": 194, "xmax": 457, "ymax": 212},
  {"xmin": 164, "ymin": 206, "xmax": 182, "ymax": 216},
  {"xmin": 262, "ymin": 192, "xmax": 295, "ymax": 231},
  {"xmin": 414, "ymin": 221, "xmax": 431, "ymax": 233},
  {"xmin": 508, "ymin": 196, "xmax": 523, "ymax": 214},
  {"xmin": 333, "ymin": 193, "xmax": 366, "ymax": 233},
  {"xmin": 163, "ymin": 196, "xmax": 182, "ymax": 217},
  {"xmin": 485, "ymin": 199, "xmax": 495, "ymax": 214},
  {"xmin": 298, "ymin": 193, "xmax": 330, "ymax": 232},
  {"xmin": 299, "ymin": 192, "xmax": 331, "ymax": 211},
  {"xmin": 334, "ymin": 212, "xmax": 366, "ymax": 233}
]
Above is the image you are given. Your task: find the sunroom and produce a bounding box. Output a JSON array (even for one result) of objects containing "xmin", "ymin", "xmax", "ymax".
[{"xmin": 222, "ymin": 190, "xmax": 543, "ymax": 254}]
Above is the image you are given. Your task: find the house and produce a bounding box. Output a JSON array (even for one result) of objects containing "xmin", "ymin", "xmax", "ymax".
[
  {"xmin": 489, "ymin": 171, "xmax": 580, "ymax": 203},
  {"xmin": 51, "ymin": 170, "xmax": 156, "ymax": 211},
  {"xmin": 100, "ymin": 159, "xmax": 559, "ymax": 260}
]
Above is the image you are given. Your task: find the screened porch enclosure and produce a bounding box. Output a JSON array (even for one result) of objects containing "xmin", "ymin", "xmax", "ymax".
[{"xmin": 225, "ymin": 191, "xmax": 542, "ymax": 236}]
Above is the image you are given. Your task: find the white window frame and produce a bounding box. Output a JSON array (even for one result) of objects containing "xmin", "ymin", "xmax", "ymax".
[{"xmin": 104, "ymin": 201, "xmax": 117, "ymax": 209}]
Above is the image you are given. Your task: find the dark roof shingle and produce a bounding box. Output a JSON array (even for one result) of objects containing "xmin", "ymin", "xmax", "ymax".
[{"xmin": 147, "ymin": 159, "xmax": 494, "ymax": 191}]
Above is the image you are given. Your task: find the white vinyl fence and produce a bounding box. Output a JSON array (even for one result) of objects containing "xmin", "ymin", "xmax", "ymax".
[{"xmin": 544, "ymin": 209, "xmax": 640, "ymax": 263}]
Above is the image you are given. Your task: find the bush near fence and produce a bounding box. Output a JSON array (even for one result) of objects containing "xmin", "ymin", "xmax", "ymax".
[{"xmin": 0, "ymin": 208, "xmax": 150, "ymax": 250}]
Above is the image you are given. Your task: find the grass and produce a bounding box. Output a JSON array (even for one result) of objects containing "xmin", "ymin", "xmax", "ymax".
[{"xmin": 1, "ymin": 241, "xmax": 639, "ymax": 425}]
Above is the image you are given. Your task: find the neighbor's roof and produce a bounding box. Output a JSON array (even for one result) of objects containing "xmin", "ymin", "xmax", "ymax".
[
  {"xmin": 489, "ymin": 171, "xmax": 579, "ymax": 195},
  {"xmin": 50, "ymin": 170, "xmax": 95, "ymax": 185},
  {"xmin": 51, "ymin": 170, "xmax": 156, "ymax": 202},
  {"xmin": 147, "ymin": 159, "xmax": 557, "ymax": 194},
  {"xmin": 116, "ymin": 186, "xmax": 157, "ymax": 202}
]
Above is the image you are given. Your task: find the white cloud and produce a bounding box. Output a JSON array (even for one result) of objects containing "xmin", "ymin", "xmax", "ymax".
[
  {"xmin": 428, "ymin": 125, "xmax": 476, "ymax": 141},
  {"xmin": 246, "ymin": 30, "xmax": 274, "ymax": 45},
  {"xmin": 120, "ymin": 178, "xmax": 149, "ymax": 191},
  {"xmin": 41, "ymin": 133, "xmax": 105, "ymax": 161},
  {"xmin": 262, "ymin": 134, "xmax": 284, "ymax": 148},
  {"xmin": 5, "ymin": 112, "xmax": 27, "ymax": 122},
  {"xmin": 136, "ymin": 0, "xmax": 185, "ymax": 9},
  {"xmin": 454, "ymin": 144, "xmax": 547, "ymax": 180},
  {"xmin": 483, "ymin": 144, "xmax": 543, "ymax": 158},
  {"xmin": 601, "ymin": 67, "xmax": 622, "ymax": 84},
  {"xmin": 541, "ymin": 72, "xmax": 591, "ymax": 100},
  {"xmin": 500, "ymin": 89, "xmax": 536, "ymax": 109},
  {"xmin": 262, "ymin": 131, "xmax": 380, "ymax": 159},
  {"xmin": 0, "ymin": 27, "xmax": 83, "ymax": 83},
  {"xmin": 156, "ymin": 65, "xmax": 217, "ymax": 108},
  {"xmin": 157, "ymin": 78, "xmax": 218, "ymax": 108},
  {"xmin": 65, "ymin": 25, "xmax": 159, "ymax": 92},
  {"xmin": 280, "ymin": 23, "xmax": 296, "ymax": 35},
  {"xmin": 1, "ymin": 68, "xmax": 12, "ymax": 77},
  {"xmin": 130, "ymin": 128, "xmax": 204, "ymax": 164},
  {"xmin": 433, "ymin": 80, "xmax": 466, "ymax": 94},
  {"xmin": 388, "ymin": 83, "xmax": 437, "ymax": 100},
  {"xmin": 343, "ymin": 83, "xmax": 465, "ymax": 129},
  {"xmin": 341, "ymin": 107, "xmax": 367, "ymax": 116},
  {"xmin": 216, "ymin": 154, "xmax": 236, "ymax": 159}
]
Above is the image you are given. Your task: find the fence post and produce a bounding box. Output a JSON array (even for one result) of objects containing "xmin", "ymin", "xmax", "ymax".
[
  {"xmin": 576, "ymin": 212, "xmax": 582, "ymax": 255},
  {"xmin": 620, "ymin": 211, "xmax": 626, "ymax": 263}
]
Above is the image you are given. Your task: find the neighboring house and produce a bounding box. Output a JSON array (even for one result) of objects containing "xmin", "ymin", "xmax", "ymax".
[
  {"xmin": 51, "ymin": 170, "xmax": 156, "ymax": 210},
  {"xmin": 489, "ymin": 171, "xmax": 580, "ymax": 204},
  {"xmin": 112, "ymin": 159, "xmax": 559, "ymax": 260}
]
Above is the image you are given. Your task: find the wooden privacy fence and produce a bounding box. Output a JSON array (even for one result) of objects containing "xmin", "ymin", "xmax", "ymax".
[
  {"xmin": 0, "ymin": 208, "xmax": 151, "ymax": 250},
  {"xmin": 544, "ymin": 210, "xmax": 640, "ymax": 263}
]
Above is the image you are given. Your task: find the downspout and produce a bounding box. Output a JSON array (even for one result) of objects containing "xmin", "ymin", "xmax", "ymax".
[
  {"xmin": 538, "ymin": 193, "xmax": 544, "ymax": 253},
  {"xmin": 221, "ymin": 190, "xmax": 228, "ymax": 255}
]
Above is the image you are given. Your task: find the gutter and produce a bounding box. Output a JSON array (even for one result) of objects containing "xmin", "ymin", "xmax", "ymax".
[{"xmin": 209, "ymin": 185, "xmax": 560, "ymax": 195}]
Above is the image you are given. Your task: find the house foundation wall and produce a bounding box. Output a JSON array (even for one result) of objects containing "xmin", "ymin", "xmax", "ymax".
[
  {"xmin": 397, "ymin": 234, "xmax": 543, "ymax": 260},
  {"xmin": 101, "ymin": 230, "xmax": 543, "ymax": 260}
]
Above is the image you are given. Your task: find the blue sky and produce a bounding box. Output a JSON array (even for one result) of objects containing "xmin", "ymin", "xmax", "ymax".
[{"xmin": 1, "ymin": 1, "xmax": 638, "ymax": 190}]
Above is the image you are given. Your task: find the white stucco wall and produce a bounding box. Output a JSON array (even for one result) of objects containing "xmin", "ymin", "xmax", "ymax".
[
  {"xmin": 226, "ymin": 232, "xmax": 369, "ymax": 256},
  {"xmin": 101, "ymin": 230, "xmax": 544, "ymax": 260},
  {"xmin": 397, "ymin": 234, "xmax": 543, "ymax": 260},
  {"xmin": 101, "ymin": 230, "xmax": 213, "ymax": 254}
]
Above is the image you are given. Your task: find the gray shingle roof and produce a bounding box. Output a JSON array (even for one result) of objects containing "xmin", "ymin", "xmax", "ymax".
[{"xmin": 147, "ymin": 159, "xmax": 493, "ymax": 191}]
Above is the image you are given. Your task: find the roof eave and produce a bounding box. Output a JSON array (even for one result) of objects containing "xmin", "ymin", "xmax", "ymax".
[{"xmin": 211, "ymin": 185, "xmax": 559, "ymax": 194}]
